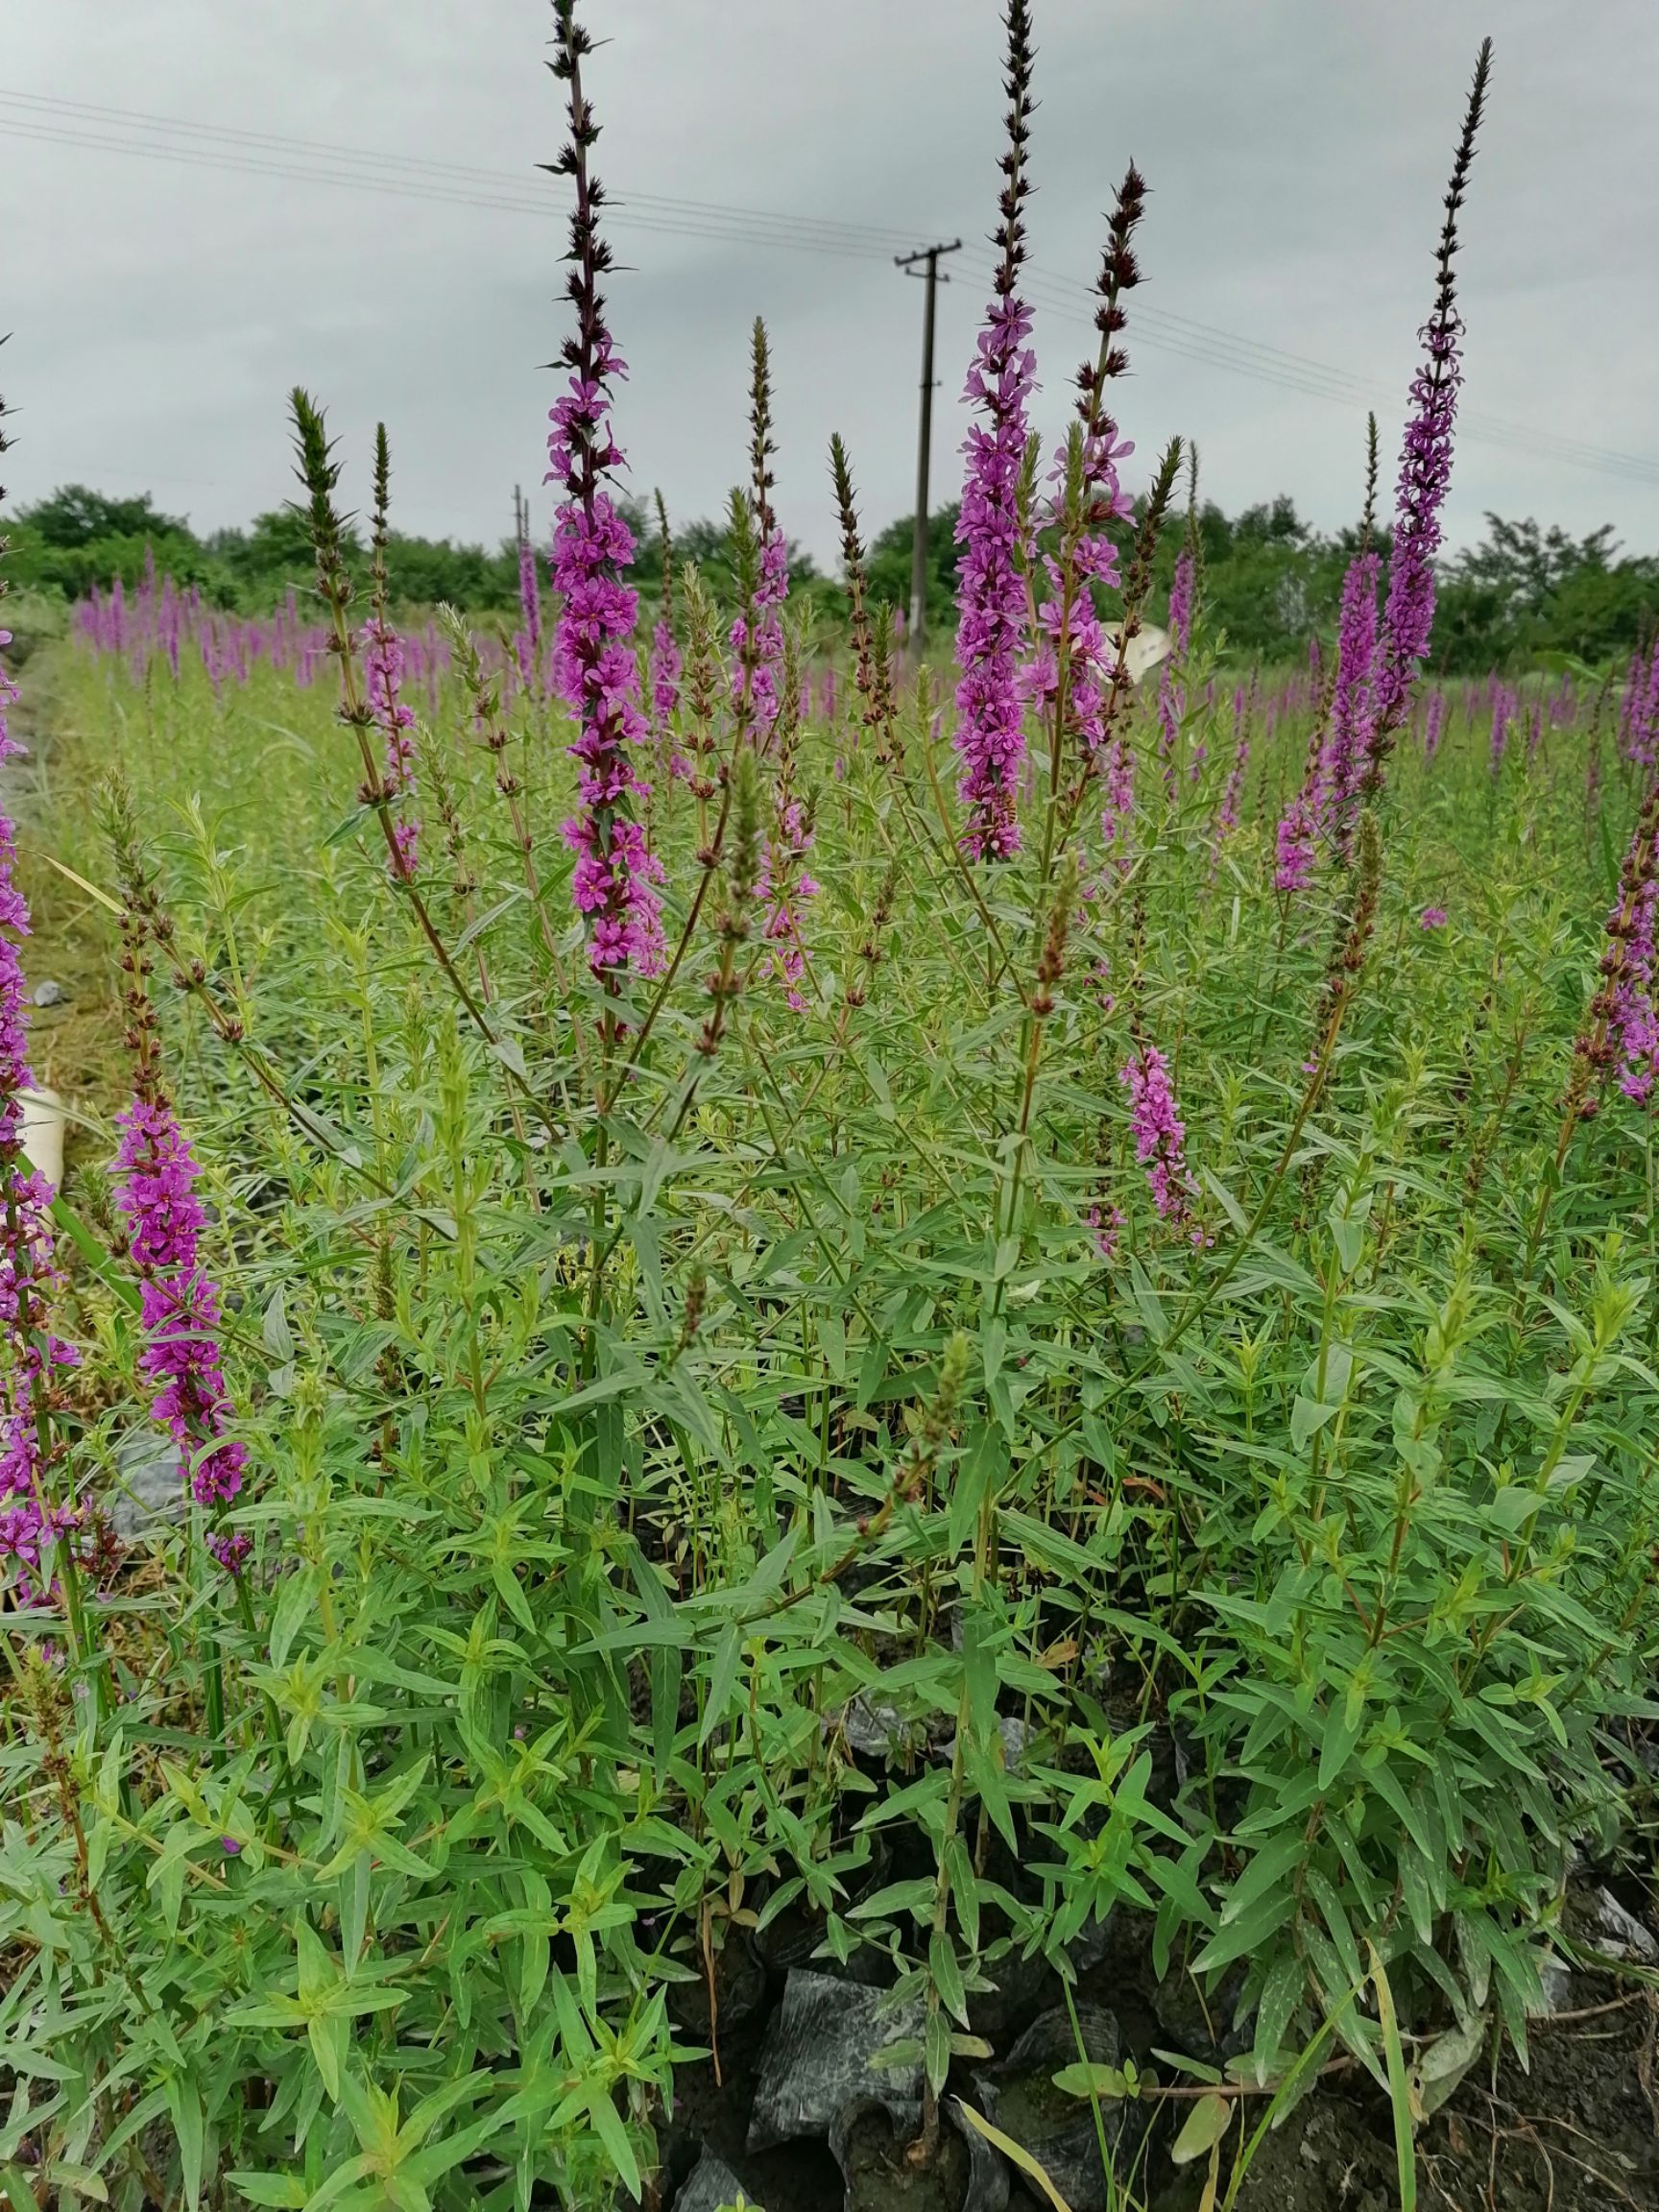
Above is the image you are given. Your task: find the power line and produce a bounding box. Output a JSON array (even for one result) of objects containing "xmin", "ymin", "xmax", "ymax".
[
  {"xmin": 0, "ymin": 87, "xmax": 929, "ymax": 249},
  {"xmin": 4, "ymin": 85, "xmax": 1656, "ymax": 490},
  {"xmin": 962, "ymin": 258, "xmax": 1659, "ymax": 488}
]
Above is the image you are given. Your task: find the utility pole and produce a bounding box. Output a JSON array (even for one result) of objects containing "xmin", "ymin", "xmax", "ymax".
[{"xmin": 894, "ymin": 238, "xmax": 960, "ymax": 655}]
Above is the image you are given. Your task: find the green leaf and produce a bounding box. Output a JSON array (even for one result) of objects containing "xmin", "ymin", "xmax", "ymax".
[
  {"xmin": 950, "ymin": 1425, "xmax": 1004, "ymax": 1553},
  {"xmin": 1170, "ymin": 2090, "xmax": 1233, "ymax": 2166},
  {"xmin": 1317, "ymin": 1697, "xmax": 1363, "ymax": 1791},
  {"xmin": 270, "ymin": 1566, "xmax": 320, "ymax": 1671},
  {"xmin": 699, "ymin": 1623, "xmax": 744, "ymax": 1749},
  {"xmin": 1369, "ymin": 1942, "xmax": 1417, "ymax": 2212},
  {"xmin": 1290, "ymin": 1396, "xmax": 1339, "ymax": 1453},
  {"xmin": 2, "ymin": 2165, "xmax": 43, "ymax": 2212},
  {"xmin": 225, "ymin": 2178, "xmax": 309, "ymax": 2209},
  {"xmin": 164, "ymin": 2073, "xmax": 204, "ymax": 2212},
  {"xmin": 929, "ymin": 1930, "xmax": 968, "ymax": 2027},
  {"xmin": 1052, "ymin": 2060, "xmax": 1129, "ymax": 2101},
  {"xmin": 925, "ymin": 2008, "xmax": 951, "ymax": 2097}
]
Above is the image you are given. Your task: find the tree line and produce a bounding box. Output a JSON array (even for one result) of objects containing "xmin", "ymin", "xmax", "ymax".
[{"xmin": 9, "ymin": 481, "xmax": 1656, "ymax": 673}]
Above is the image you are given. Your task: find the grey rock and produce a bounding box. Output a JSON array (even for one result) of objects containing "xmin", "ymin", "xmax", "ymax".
[
  {"xmin": 1592, "ymin": 1887, "xmax": 1658, "ymax": 1962},
  {"xmin": 672, "ymin": 2148, "xmax": 748, "ymax": 2212},
  {"xmin": 106, "ymin": 1431, "xmax": 188, "ymax": 1540},
  {"xmin": 1533, "ymin": 1954, "xmax": 1574, "ymax": 2015},
  {"xmin": 941, "ymin": 1714, "xmax": 1032, "ymax": 1769},
  {"xmin": 748, "ymin": 1968, "xmax": 925, "ymax": 2152},
  {"xmin": 837, "ymin": 1695, "xmax": 926, "ymax": 1765},
  {"xmin": 31, "ymin": 980, "xmax": 69, "ymax": 1007}
]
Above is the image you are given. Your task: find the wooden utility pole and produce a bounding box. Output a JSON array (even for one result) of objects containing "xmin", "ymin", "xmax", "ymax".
[{"xmin": 894, "ymin": 239, "xmax": 960, "ymax": 654}]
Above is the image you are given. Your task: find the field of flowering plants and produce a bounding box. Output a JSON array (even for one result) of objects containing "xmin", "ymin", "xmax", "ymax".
[{"xmin": 7, "ymin": 8, "xmax": 1659, "ymax": 2212}]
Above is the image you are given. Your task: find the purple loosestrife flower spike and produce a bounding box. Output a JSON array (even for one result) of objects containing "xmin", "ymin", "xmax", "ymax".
[
  {"xmin": 1322, "ymin": 551, "xmax": 1381, "ymax": 860},
  {"xmin": 1424, "ymin": 688, "xmax": 1448, "ymax": 759},
  {"xmin": 1364, "ymin": 39, "xmax": 1492, "ymax": 796},
  {"xmin": 516, "ymin": 504, "xmax": 544, "ymax": 694},
  {"xmin": 360, "ymin": 427, "xmax": 421, "ymax": 880},
  {"xmin": 0, "ymin": 384, "xmax": 80, "ymax": 1600},
  {"xmin": 1214, "ymin": 683, "xmax": 1250, "ymax": 858},
  {"xmin": 1155, "ymin": 546, "xmax": 1194, "ymax": 795},
  {"xmin": 731, "ymin": 321, "xmax": 789, "ymax": 746},
  {"xmin": 1024, "ymin": 161, "xmax": 1144, "ymax": 807},
  {"xmin": 1120, "ymin": 1038, "xmax": 1204, "ymax": 1240},
  {"xmin": 952, "ymin": 0, "xmax": 1038, "ymax": 860},
  {"xmin": 1274, "ymin": 719, "xmax": 1325, "ymax": 897},
  {"xmin": 113, "ymin": 1100, "xmax": 248, "ymax": 1517},
  {"xmin": 545, "ymin": 0, "xmax": 665, "ymax": 984},
  {"xmin": 649, "ymin": 491, "xmax": 685, "ymax": 775},
  {"xmin": 103, "ymin": 779, "xmax": 247, "ymax": 1555},
  {"xmin": 1623, "ymin": 637, "xmax": 1659, "ymax": 769}
]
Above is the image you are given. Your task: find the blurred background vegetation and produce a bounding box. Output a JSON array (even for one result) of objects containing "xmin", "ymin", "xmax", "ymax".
[{"xmin": 7, "ymin": 479, "xmax": 1656, "ymax": 672}]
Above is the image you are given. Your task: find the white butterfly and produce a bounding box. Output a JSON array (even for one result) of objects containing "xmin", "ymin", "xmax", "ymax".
[{"xmin": 1109, "ymin": 621, "xmax": 1172, "ymax": 687}]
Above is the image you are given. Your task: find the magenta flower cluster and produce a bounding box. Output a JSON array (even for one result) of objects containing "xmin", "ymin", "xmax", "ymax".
[
  {"xmin": 953, "ymin": 286, "xmax": 1038, "ymax": 860},
  {"xmin": 1612, "ymin": 877, "xmax": 1659, "ymax": 1103},
  {"xmin": 732, "ymin": 527, "xmax": 789, "ymax": 743},
  {"xmin": 1155, "ymin": 549, "xmax": 1194, "ymax": 794},
  {"xmin": 1371, "ymin": 309, "xmax": 1463, "ymax": 746},
  {"xmin": 361, "ymin": 615, "xmax": 421, "ymax": 880},
  {"xmin": 1025, "ymin": 426, "xmax": 1135, "ymax": 774},
  {"xmin": 1216, "ymin": 684, "xmax": 1250, "ymax": 841},
  {"xmin": 1120, "ymin": 1042, "xmax": 1203, "ymax": 1238},
  {"xmin": 1622, "ymin": 638, "xmax": 1659, "ymax": 767},
  {"xmin": 113, "ymin": 1098, "xmax": 248, "ymax": 1523},
  {"xmin": 0, "ymin": 639, "xmax": 80, "ymax": 1598},
  {"xmin": 760, "ymin": 796, "xmax": 820, "ymax": 1012},
  {"xmin": 546, "ymin": 348, "xmax": 665, "ymax": 981},
  {"xmin": 1321, "ymin": 552, "xmax": 1380, "ymax": 854},
  {"xmin": 515, "ymin": 532, "xmax": 544, "ymax": 694},
  {"xmin": 1272, "ymin": 782, "xmax": 1319, "ymax": 896},
  {"xmin": 1423, "ymin": 689, "xmax": 1449, "ymax": 759}
]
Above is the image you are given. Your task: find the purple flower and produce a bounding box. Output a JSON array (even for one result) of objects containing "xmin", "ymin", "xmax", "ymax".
[
  {"xmin": 1623, "ymin": 637, "xmax": 1659, "ymax": 768},
  {"xmin": 1488, "ymin": 685, "xmax": 1513, "ymax": 772},
  {"xmin": 1098, "ymin": 733, "xmax": 1136, "ymax": 865},
  {"xmin": 651, "ymin": 618, "xmax": 682, "ymax": 736},
  {"xmin": 1322, "ymin": 553, "xmax": 1380, "ymax": 856},
  {"xmin": 361, "ymin": 615, "xmax": 420, "ymax": 879},
  {"xmin": 1273, "ymin": 711, "xmax": 1325, "ymax": 898},
  {"xmin": 516, "ymin": 530, "xmax": 544, "ymax": 692},
  {"xmin": 1364, "ymin": 43, "xmax": 1490, "ymax": 787},
  {"xmin": 1613, "ymin": 877, "xmax": 1658, "ymax": 1103},
  {"xmin": 1155, "ymin": 550, "xmax": 1195, "ymax": 795},
  {"xmin": 544, "ymin": 8, "xmax": 665, "ymax": 984},
  {"xmin": 113, "ymin": 1099, "xmax": 248, "ymax": 1520},
  {"xmin": 1087, "ymin": 1201, "xmax": 1123, "ymax": 1262},
  {"xmin": 1420, "ymin": 905, "xmax": 1449, "ymax": 929},
  {"xmin": 1120, "ymin": 1041, "xmax": 1204, "ymax": 1238},
  {"xmin": 1024, "ymin": 424, "xmax": 1135, "ymax": 770},
  {"xmin": 1423, "ymin": 689, "xmax": 1448, "ymax": 759},
  {"xmin": 952, "ymin": 4, "xmax": 1037, "ymax": 861},
  {"xmin": 759, "ymin": 795, "xmax": 819, "ymax": 1011},
  {"xmin": 1216, "ymin": 685, "xmax": 1250, "ymax": 841},
  {"xmin": 0, "ymin": 630, "xmax": 79, "ymax": 1600},
  {"xmin": 731, "ymin": 524, "xmax": 788, "ymax": 741}
]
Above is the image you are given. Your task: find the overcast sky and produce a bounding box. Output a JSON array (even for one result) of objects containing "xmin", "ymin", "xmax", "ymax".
[{"xmin": 3, "ymin": 1, "xmax": 1656, "ymax": 570}]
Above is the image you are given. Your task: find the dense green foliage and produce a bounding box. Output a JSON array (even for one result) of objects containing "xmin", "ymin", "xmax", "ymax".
[
  {"xmin": 5, "ymin": 542, "xmax": 1656, "ymax": 2206},
  {"xmin": 8, "ymin": 486, "xmax": 525, "ymax": 616},
  {"xmin": 17, "ymin": 479, "xmax": 1658, "ymax": 674}
]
